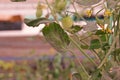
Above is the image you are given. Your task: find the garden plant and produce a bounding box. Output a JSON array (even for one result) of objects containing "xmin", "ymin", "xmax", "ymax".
[{"xmin": 3, "ymin": 0, "xmax": 120, "ymax": 80}]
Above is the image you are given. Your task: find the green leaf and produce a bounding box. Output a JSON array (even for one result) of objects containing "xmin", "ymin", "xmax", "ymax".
[
  {"xmin": 42, "ymin": 22, "xmax": 70, "ymax": 53},
  {"xmin": 90, "ymin": 69, "xmax": 102, "ymax": 80},
  {"xmin": 111, "ymin": 48, "xmax": 120, "ymax": 55},
  {"xmin": 11, "ymin": 0, "xmax": 26, "ymax": 2},
  {"xmin": 101, "ymin": 42, "xmax": 110, "ymax": 51},
  {"xmin": 95, "ymin": 30, "xmax": 106, "ymax": 35},
  {"xmin": 100, "ymin": 35, "xmax": 107, "ymax": 42},
  {"xmin": 69, "ymin": 25, "xmax": 83, "ymax": 34},
  {"xmin": 80, "ymin": 44, "xmax": 89, "ymax": 49},
  {"xmin": 89, "ymin": 39, "xmax": 101, "ymax": 49},
  {"xmin": 24, "ymin": 18, "xmax": 51, "ymax": 27},
  {"xmin": 53, "ymin": 68, "xmax": 60, "ymax": 78}
]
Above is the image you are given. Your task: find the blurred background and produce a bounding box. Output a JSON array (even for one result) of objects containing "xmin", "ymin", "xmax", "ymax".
[
  {"xmin": 0, "ymin": 0, "xmax": 104, "ymax": 59},
  {"xmin": 0, "ymin": 0, "xmax": 56, "ymax": 60}
]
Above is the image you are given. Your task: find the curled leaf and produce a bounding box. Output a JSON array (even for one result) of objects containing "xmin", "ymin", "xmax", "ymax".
[{"xmin": 24, "ymin": 18, "xmax": 51, "ymax": 27}]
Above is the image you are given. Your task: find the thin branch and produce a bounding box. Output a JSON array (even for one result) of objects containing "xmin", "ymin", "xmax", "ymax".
[
  {"xmin": 98, "ymin": 35, "xmax": 118, "ymax": 69},
  {"xmin": 69, "ymin": 36, "xmax": 97, "ymax": 66}
]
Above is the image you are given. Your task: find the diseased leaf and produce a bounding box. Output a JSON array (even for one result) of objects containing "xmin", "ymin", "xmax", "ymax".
[
  {"xmin": 24, "ymin": 18, "xmax": 51, "ymax": 27},
  {"xmin": 42, "ymin": 22, "xmax": 70, "ymax": 53}
]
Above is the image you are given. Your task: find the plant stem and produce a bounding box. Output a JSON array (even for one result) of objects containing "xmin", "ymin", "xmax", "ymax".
[
  {"xmin": 45, "ymin": 0, "xmax": 58, "ymax": 23},
  {"xmin": 91, "ymin": 49, "xmax": 101, "ymax": 62},
  {"xmin": 79, "ymin": 33, "xmax": 93, "ymax": 41},
  {"xmin": 75, "ymin": 34, "xmax": 101, "ymax": 61},
  {"xmin": 71, "ymin": 0, "xmax": 86, "ymax": 21},
  {"xmin": 69, "ymin": 36, "xmax": 97, "ymax": 66},
  {"xmin": 98, "ymin": 35, "xmax": 118, "ymax": 69},
  {"xmin": 117, "ymin": 10, "xmax": 120, "ymax": 46},
  {"xmin": 69, "ymin": 49, "xmax": 90, "ymax": 78}
]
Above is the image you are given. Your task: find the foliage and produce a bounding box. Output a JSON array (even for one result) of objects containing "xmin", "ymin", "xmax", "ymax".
[
  {"xmin": 0, "ymin": 55, "xmax": 79, "ymax": 80},
  {"xmin": 42, "ymin": 22, "xmax": 70, "ymax": 53},
  {"xmin": 12, "ymin": 0, "xmax": 120, "ymax": 80}
]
